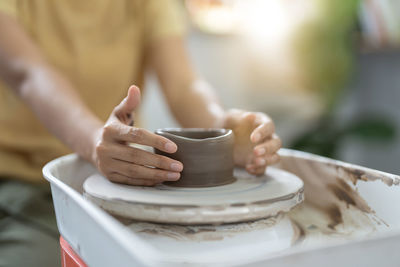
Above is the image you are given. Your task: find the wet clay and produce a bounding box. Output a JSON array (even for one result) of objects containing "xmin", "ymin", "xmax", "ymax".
[
  {"xmin": 155, "ymin": 128, "xmax": 235, "ymax": 187},
  {"xmin": 335, "ymin": 165, "xmax": 400, "ymax": 186},
  {"xmin": 127, "ymin": 213, "xmax": 286, "ymax": 242},
  {"xmin": 277, "ymin": 151, "xmax": 396, "ymax": 231}
]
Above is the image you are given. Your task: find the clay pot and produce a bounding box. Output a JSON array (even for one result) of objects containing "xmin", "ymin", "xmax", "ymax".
[{"xmin": 155, "ymin": 128, "xmax": 235, "ymax": 187}]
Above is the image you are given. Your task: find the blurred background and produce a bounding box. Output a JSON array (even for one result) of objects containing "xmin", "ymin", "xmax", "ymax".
[{"xmin": 141, "ymin": 0, "xmax": 400, "ymax": 175}]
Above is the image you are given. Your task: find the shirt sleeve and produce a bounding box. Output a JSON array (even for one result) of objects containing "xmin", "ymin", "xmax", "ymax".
[
  {"xmin": 0, "ymin": 0, "xmax": 17, "ymax": 17},
  {"xmin": 144, "ymin": 0, "xmax": 187, "ymax": 45}
]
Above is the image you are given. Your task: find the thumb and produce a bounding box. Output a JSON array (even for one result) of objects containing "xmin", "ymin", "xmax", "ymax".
[
  {"xmin": 113, "ymin": 85, "xmax": 141, "ymax": 124},
  {"xmin": 234, "ymin": 112, "xmax": 257, "ymax": 143},
  {"xmin": 114, "ymin": 85, "xmax": 141, "ymax": 114}
]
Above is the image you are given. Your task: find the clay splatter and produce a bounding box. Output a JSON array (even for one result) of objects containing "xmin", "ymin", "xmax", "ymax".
[{"xmin": 128, "ymin": 213, "xmax": 285, "ymax": 242}]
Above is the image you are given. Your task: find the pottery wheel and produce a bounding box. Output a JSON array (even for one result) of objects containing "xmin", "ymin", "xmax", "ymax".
[{"xmin": 83, "ymin": 167, "xmax": 304, "ymax": 225}]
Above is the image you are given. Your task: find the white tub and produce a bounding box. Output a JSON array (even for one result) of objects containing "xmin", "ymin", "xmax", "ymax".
[{"xmin": 43, "ymin": 149, "xmax": 400, "ymax": 266}]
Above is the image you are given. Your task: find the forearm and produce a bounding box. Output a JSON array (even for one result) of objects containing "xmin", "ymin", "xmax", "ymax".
[
  {"xmin": 148, "ymin": 37, "xmax": 226, "ymax": 128},
  {"xmin": 169, "ymin": 78, "xmax": 226, "ymax": 128},
  {"xmin": 0, "ymin": 13, "xmax": 102, "ymax": 163},
  {"xmin": 17, "ymin": 65, "xmax": 102, "ymax": 162}
]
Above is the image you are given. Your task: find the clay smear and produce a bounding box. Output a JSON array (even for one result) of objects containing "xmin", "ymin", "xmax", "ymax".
[
  {"xmin": 127, "ymin": 213, "xmax": 285, "ymax": 242},
  {"xmin": 278, "ymin": 151, "xmax": 397, "ymax": 237}
]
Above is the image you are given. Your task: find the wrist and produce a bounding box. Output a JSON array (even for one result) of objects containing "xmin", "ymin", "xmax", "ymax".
[
  {"xmin": 90, "ymin": 126, "xmax": 102, "ymax": 164},
  {"xmin": 83, "ymin": 118, "xmax": 103, "ymax": 166}
]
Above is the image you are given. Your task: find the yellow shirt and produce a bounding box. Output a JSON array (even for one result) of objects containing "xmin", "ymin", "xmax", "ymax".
[{"xmin": 0, "ymin": 0, "xmax": 185, "ymax": 183}]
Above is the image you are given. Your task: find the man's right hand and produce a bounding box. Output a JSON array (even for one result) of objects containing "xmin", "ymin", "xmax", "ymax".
[{"xmin": 92, "ymin": 85, "xmax": 183, "ymax": 186}]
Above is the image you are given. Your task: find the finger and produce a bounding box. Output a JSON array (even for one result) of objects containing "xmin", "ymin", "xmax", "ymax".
[
  {"xmin": 253, "ymin": 135, "xmax": 282, "ymax": 156},
  {"xmin": 250, "ymin": 119, "xmax": 275, "ymax": 143},
  {"xmin": 107, "ymin": 144, "xmax": 183, "ymax": 172},
  {"xmin": 246, "ymin": 164, "xmax": 256, "ymax": 174},
  {"xmin": 233, "ymin": 112, "xmax": 257, "ymax": 137},
  {"xmin": 113, "ymin": 85, "xmax": 141, "ymax": 124},
  {"xmin": 107, "ymin": 172, "xmax": 161, "ymax": 186},
  {"xmin": 253, "ymin": 166, "xmax": 267, "ymax": 176},
  {"xmin": 245, "ymin": 164, "xmax": 266, "ymax": 176},
  {"xmin": 109, "ymin": 159, "xmax": 181, "ymax": 181},
  {"xmin": 102, "ymin": 124, "xmax": 177, "ymax": 153},
  {"xmin": 253, "ymin": 154, "xmax": 280, "ymax": 167},
  {"xmin": 114, "ymin": 85, "xmax": 141, "ymax": 115}
]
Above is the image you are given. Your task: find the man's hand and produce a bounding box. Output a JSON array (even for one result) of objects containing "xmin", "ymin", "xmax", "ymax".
[
  {"xmin": 224, "ymin": 109, "xmax": 281, "ymax": 175},
  {"xmin": 92, "ymin": 85, "xmax": 183, "ymax": 186}
]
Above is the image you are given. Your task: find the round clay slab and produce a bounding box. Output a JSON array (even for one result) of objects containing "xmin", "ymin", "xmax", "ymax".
[{"xmin": 83, "ymin": 167, "xmax": 304, "ymax": 225}]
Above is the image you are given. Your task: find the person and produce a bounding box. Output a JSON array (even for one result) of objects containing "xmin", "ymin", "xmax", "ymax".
[{"xmin": 0, "ymin": 1, "xmax": 281, "ymax": 266}]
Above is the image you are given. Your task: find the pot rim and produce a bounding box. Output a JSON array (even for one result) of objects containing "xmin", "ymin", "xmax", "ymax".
[{"xmin": 155, "ymin": 128, "xmax": 232, "ymax": 143}]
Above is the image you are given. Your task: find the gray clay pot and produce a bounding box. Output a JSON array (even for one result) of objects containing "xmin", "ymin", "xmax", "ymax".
[{"xmin": 155, "ymin": 128, "xmax": 235, "ymax": 187}]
